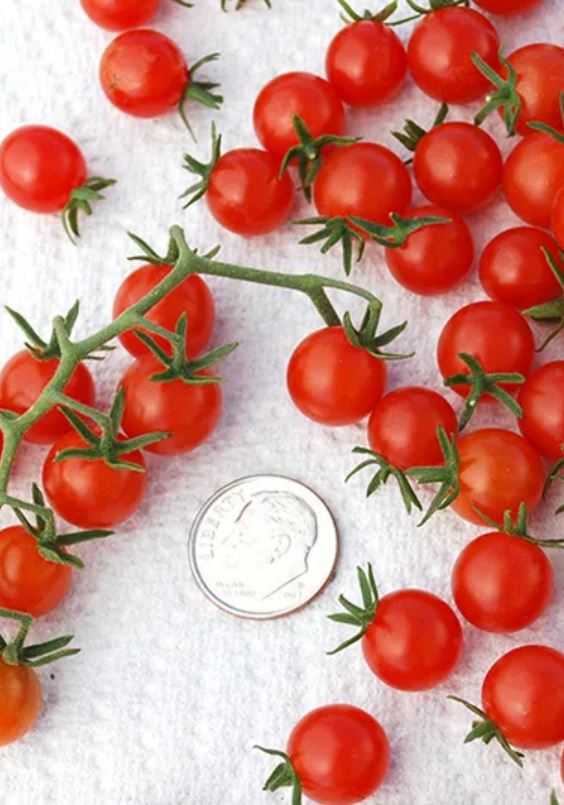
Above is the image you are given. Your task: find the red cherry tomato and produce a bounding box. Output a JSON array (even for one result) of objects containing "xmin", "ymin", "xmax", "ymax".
[
  {"xmin": 313, "ymin": 143, "xmax": 411, "ymax": 228},
  {"xmin": 287, "ymin": 327, "xmax": 387, "ymax": 426},
  {"xmin": 482, "ymin": 645, "xmax": 564, "ymax": 749},
  {"xmin": 0, "ymin": 126, "xmax": 87, "ymax": 213},
  {"xmin": 80, "ymin": 0, "xmax": 159, "ymax": 30},
  {"xmin": 407, "ymin": 7, "xmax": 499, "ymax": 103},
  {"xmin": 552, "ymin": 185, "xmax": 564, "ymax": 249},
  {"xmin": 0, "ymin": 351, "xmax": 95, "ymax": 445},
  {"xmin": 503, "ymin": 45, "xmax": 564, "ymax": 135},
  {"xmin": 43, "ymin": 431, "xmax": 147, "ymax": 528},
  {"xmin": 503, "ymin": 131, "xmax": 564, "ymax": 227},
  {"xmin": 472, "ymin": 0, "xmax": 543, "ymax": 12},
  {"xmin": 99, "ymin": 30, "xmax": 188, "ymax": 118},
  {"xmin": 325, "ymin": 19, "xmax": 407, "ymax": 107},
  {"xmin": 113, "ymin": 264, "xmax": 215, "ymax": 359},
  {"xmin": 479, "ymin": 227, "xmax": 563, "ymax": 309},
  {"xmin": 519, "ymin": 361, "xmax": 564, "ymax": 460},
  {"xmin": 0, "ymin": 659, "xmax": 42, "ymax": 747},
  {"xmin": 385, "ymin": 204, "xmax": 474, "ymax": 295},
  {"xmin": 452, "ymin": 429, "xmax": 545, "ymax": 525},
  {"xmin": 253, "ymin": 72, "xmax": 346, "ymax": 159},
  {"xmin": 368, "ymin": 386, "xmax": 457, "ymax": 470},
  {"xmin": 207, "ymin": 148, "xmax": 294, "ymax": 236},
  {"xmin": 414, "ymin": 123, "xmax": 503, "ymax": 214},
  {"xmin": 0, "ymin": 526, "xmax": 72, "ymax": 617},
  {"xmin": 452, "ymin": 531, "xmax": 553, "ymax": 632},
  {"xmin": 286, "ymin": 705, "xmax": 390, "ymax": 804}
]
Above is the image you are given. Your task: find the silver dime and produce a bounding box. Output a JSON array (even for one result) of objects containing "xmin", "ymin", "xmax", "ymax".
[{"xmin": 188, "ymin": 475, "xmax": 339, "ymax": 619}]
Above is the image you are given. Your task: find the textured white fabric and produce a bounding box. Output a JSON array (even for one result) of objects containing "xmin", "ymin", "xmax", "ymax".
[{"xmin": 0, "ymin": 1, "xmax": 563, "ymax": 803}]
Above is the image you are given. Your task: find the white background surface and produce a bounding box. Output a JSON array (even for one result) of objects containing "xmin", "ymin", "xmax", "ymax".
[{"xmin": 1, "ymin": 1, "xmax": 564, "ymax": 803}]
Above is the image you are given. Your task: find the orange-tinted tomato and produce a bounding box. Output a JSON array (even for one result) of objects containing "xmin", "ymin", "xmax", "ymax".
[{"xmin": 0, "ymin": 659, "xmax": 42, "ymax": 747}]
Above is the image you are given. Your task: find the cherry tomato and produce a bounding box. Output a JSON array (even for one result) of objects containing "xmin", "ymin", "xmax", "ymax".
[
  {"xmin": 503, "ymin": 131, "xmax": 564, "ymax": 228},
  {"xmin": 113, "ymin": 264, "xmax": 215, "ymax": 359},
  {"xmin": 313, "ymin": 143, "xmax": 411, "ymax": 228},
  {"xmin": 207, "ymin": 148, "xmax": 294, "ymax": 236},
  {"xmin": 452, "ymin": 531, "xmax": 553, "ymax": 632},
  {"xmin": 519, "ymin": 361, "xmax": 564, "ymax": 460},
  {"xmin": 287, "ymin": 327, "xmax": 387, "ymax": 426},
  {"xmin": 479, "ymin": 227, "xmax": 563, "ymax": 309},
  {"xmin": 452, "ymin": 429, "xmax": 545, "ymax": 525},
  {"xmin": 414, "ymin": 123, "xmax": 503, "ymax": 214},
  {"xmin": 552, "ymin": 185, "xmax": 564, "ymax": 249},
  {"xmin": 407, "ymin": 7, "xmax": 499, "ymax": 103},
  {"xmin": 0, "ymin": 526, "xmax": 72, "ymax": 617},
  {"xmin": 0, "ymin": 351, "xmax": 95, "ymax": 445},
  {"xmin": 385, "ymin": 204, "xmax": 474, "ymax": 295},
  {"xmin": 286, "ymin": 704, "xmax": 390, "ymax": 804},
  {"xmin": 100, "ymin": 30, "xmax": 188, "ymax": 118},
  {"xmin": 81, "ymin": 0, "xmax": 160, "ymax": 30},
  {"xmin": 503, "ymin": 45, "xmax": 564, "ymax": 135},
  {"xmin": 253, "ymin": 72, "xmax": 346, "ymax": 159},
  {"xmin": 325, "ymin": 18, "xmax": 407, "ymax": 107},
  {"xmin": 43, "ymin": 431, "xmax": 147, "ymax": 528},
  {"xmin": 482, "ymin": 645, "xmax": 564, "ymax": 749},
  {"xmin": 472, "ymin": 0, "xmax": 543, "ymax": 12},
  {"xmin": 368, "ymin": 386, "xmax": 457, "ymax": 470},
  {"xmin": 0, "ymin": 659, "xmax": 41, "ymax": 747},
  {"xmin": 0, "ymin": 126, "xmax": 87, "ymax": 213}
]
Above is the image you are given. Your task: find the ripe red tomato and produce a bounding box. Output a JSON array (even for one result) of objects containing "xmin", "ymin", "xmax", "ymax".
[
  {"xmin": 504, "ymin": 45, "xmax": 564, "ymax": 135},
  {"xmin": 313, "ymin": 143, "xmax": 411, "ymax": 227},
  {"xmin": 0, "ymin": 126, "xmax": 87, "ymax": 213},
  {"xmin": 552, "ymin": 185, "xmax": 564, "ymax": 249},
  {"xmin": 385, "ymin": 204, "xmax": 474, "ymax": 295},
  {"xmin": 407, "ymin": 7, "xmax": 499, "ymax": 103},
  {"xmin": 472, "ymin": 0, "xmax": 543, "ymax": 12},
  {"xmin": 482, "ymin": 645, "xmax": 564, "ymax": 749},
  {"xmin": 0, "ymin": 351, "xmax": 95, "ymax": 445},
  {"xmin": 325, "ymin": 19, "xmax": 407, "ymax": 107},
  {"xmin": 286, "ymin": 705, "xmax": 390, "ymax": 804},
  {"xmin": 479, "ymin": 227, "xmax": 563, "ymax": 309},
  {"xmin": 0, "ymin": 526, "xmax": 72, "ymax": 617},
  {"xmin": 43, "ymin": 431, "xmax": 147, "ymax": 528},
  {"xmin": 113, "ymin": 264, "xmax": 215, "ymax": 359},
  {"xmin": 287, "ymin": 327, "xmax": 387, "ymax": 426},
  {"xmin": 519, "ymin": 361, "xmax": 564, "ymax": 460},
  {"xmin": 0, "ymin": 659, "xmax": 42, "ymax": 747},
  {"xmin": 80, "ymin": 0, "xmax": 159, "ymax": 30},
  {"xmin": 414, "ymin": 123, "xmax": 503, "ymax": 213},
  {"xmin": 368, "ymin": 386, "xmax": 457, "ymax": 470},
  {"xmin": 452, "ymin": 531, "xmax": 553, "ymax": 633},
  {"xmin": 253, "ymin": 72, "xmax": 346, "ymax": 159},
  {"xmin": 503, "ymin": 131, "xmax": 564, "ymax": 228},
  {"xmin": 100, "ymin": 30, "xmax": 188, "ymax": 118},
  {"xmin": 207, "ymin": 148, "xmax": 294, "ymax": 236},
  {"xmin": 453, "ymin": 429, "xmax": 545, "ymax": 525}
]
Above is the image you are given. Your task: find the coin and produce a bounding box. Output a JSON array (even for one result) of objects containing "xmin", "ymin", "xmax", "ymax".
[{"xmin": 188, "ymin": 475, "xmax": 339, "ymax": 620}]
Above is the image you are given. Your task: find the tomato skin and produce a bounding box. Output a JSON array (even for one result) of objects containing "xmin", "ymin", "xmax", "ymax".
[
  {"xmin": 0, "ymin": 526, "xmax": 72, "ymax": 617},
  {"xmin": 452, "ymin": 532, "xmax": 553, "ymax": 633},
  {"xmin": 362, "ymin": 589, "xmax": 462, "ymax": 691},
  {"xmin": 503, "ymin": 132, "xmax": 564, "ymax": 228},
  {"xmin": 453, "ymin": 429, "xmax": 545, "ymax": 525},
  {"xmin": 80, "ymin": 0, "xmax": 159, "ymax": 30},
  {"xmin": 325, "ymin": 20, "xmax": 407, "ymax": 107},
  {"xmin": 313, "ymin": 143, "xmax": 411, "ymax": 227},
  {"xmin": 479, "ymin": 227, "xmax": 563, "ymax": 309},
  {"xmin": 287, "ymin": 705, "xmax": 390, "ymax": 804},
  {"xmin": 0, "ymin": 659, "xmax": 42, "ymax": 747},
  {"xmin": 518, "ymin": 361, "xmax": 564, "ymax": 460},
  {"xmin": 414, "ymin": 123, "xmax": 502, "ymax": 214},
  {"xmin": 253, "ymin": 72, "xmax": 346, "ymax": 159},
  {"xmin": 207, "ymin": 148, "xmax": 293, "ymax": 236},
  {"xmin": 113, "ymin": 264, "xmax": 215, "ymax": 359},
  {"xmin": 368, "ymin": 387, "xmax": 457, "ymax": 470},
  {"xmin": 99, "ymin": 30, "xmax": 188, "ymax": 118},
  {"xmin": 287, "ymin": 327, "xmax": 387, "ymax": 426},
  {"xmin": 472, "ymin": 0, "xmax": 543, "ymax": 12},
  {"xmin": 407, "ymin": 7, "xmax": 499, "ymax": 103},
  {"xmin": 504, "ymin": 45, "xmax": 564, "ymax": 136},
  {"xmin": 43, "ymin": 431, "xmax": 147, "ymax": 528},
  {"xmin": 0, "ymin": 126, "xmax": 87, "ymax": 214},
  {"xmin": 552, "ymin": 185, "xmax": 564, "ymax": 249},
  {"xmin": 482, "ymin": 646, "xmax": 564, "ymax": 749},
  {"xmin": 385, "ymin": 204, "xmax": 474, "ymax": 295},
  {"xmin": 0, "ymin": 351, "xmax": 95, "ymax": 445}
]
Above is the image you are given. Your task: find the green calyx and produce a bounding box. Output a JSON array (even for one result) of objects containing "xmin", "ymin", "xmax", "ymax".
[
  {"xmin": 336, "ymin": 0, "xmax": 398, "ymax": 22},
  {"xmin": 171, "ymin": 0, "xmax": 193, "ymax": 7},
  {"xmin": 342, "ymin": 300, "xmax": 413, "ymax": 361},
  {"xmin": 393, "ymin": 102, "xmax": 449, "ymax": 157},
  {"xmin": 180, "ymin": 123, "xmax": 222, "ymax": 209},
  {"xmin": 61, "ymin": 176, "xmax": 116, "ymax": 245},
  {"xmin": 7, "ymin": 300, "xmax": 79, "ymax": 361},
  {"xmin": 443, "ymin": 352, "xmax": 525, "ymax": 431},
  {"xmin": 544, "ymin": 449, "xmax": 564, "ymax": 516},
  {"xmin": 256, "ymin": 747, "xmax": 302, "ymax": 805},
  {"xmin": 408, "ymin": 426, "xmax": 460, "ymax": 526},
  {"xmin": 473, "ymin": 52, "xmax": 521, "ymax": 137},
  {"xmin": 390, "ymin": 0, "xmax": 468, "ymax": 25},
  {"xmin": 551, "ymin": 791, "xmax": 561, "ymax": 805},
  {"xmin": 528, "ymin": 93, "xmax": 564, "ymax": 142},
  {"xmin": 448, "ymin": 695, "xmax": 525, "ymax": 768},
  {"xmin": 474, "ymin": 502, "xmax": 564, "ymax": 549},
  {"xmin": 221, "ymin": 0, "xmax": 271, "ymax": 9},
  {"xmin": 180, "ymin": 53, "xmax": 223, "ymax": 139},
  {"xmin": 0, "ymin": 609, "xmax": 79, "ymax": 668},
  {"xmin": 346, "ymin": 447, "xmax": 422, "ymax": 514},
  {"xmin": 524, "ymin": 247, "xmax": 564, "ymax": 350},
  {"xmin": 327, "ymin": 563, "xmax": 379, "ymax": 655}
]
